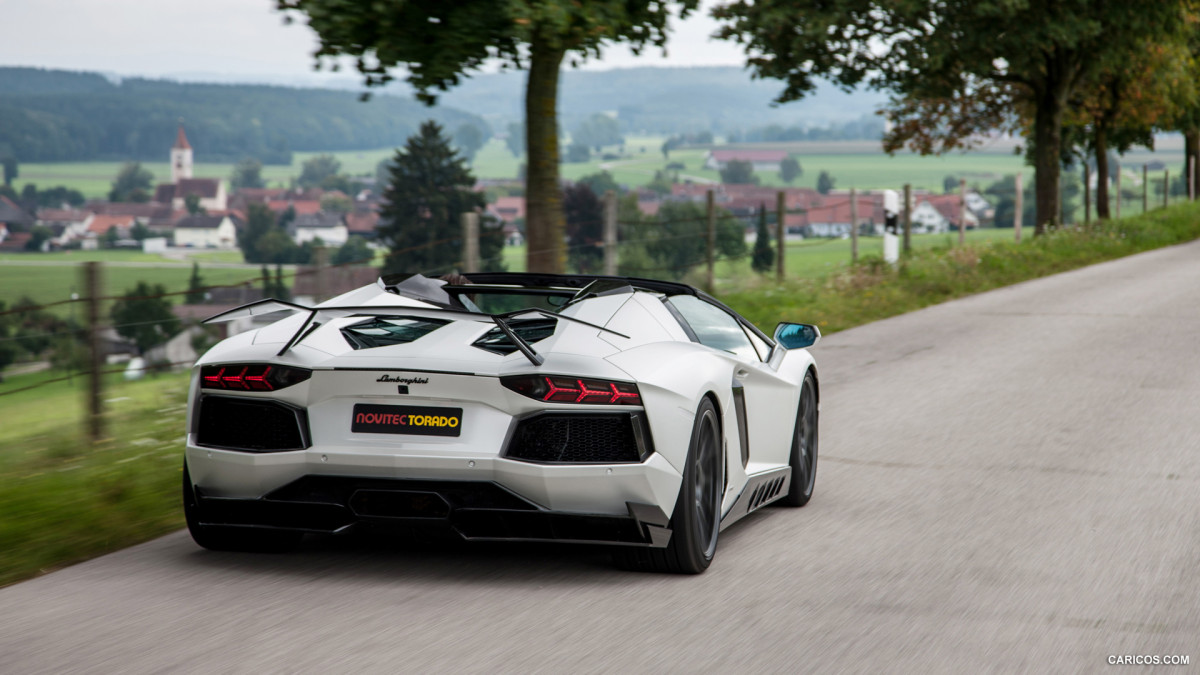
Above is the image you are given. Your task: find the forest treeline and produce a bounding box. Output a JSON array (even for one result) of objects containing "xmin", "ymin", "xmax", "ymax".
[{"xmin": 0, "ymin": 67, "xmax": 490, "ymax": 164}]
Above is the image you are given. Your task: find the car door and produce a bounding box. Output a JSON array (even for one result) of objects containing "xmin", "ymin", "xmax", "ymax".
[{"xmin": 665, "ymin": 296, "xmax": 797, "ymax": 471}]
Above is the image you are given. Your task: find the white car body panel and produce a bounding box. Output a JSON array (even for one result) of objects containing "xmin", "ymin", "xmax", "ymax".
[{"xmin": 184, "ymin": 274, "xmax": 819, "ymax": 548}]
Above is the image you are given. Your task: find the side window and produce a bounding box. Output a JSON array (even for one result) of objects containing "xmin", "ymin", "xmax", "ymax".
[{"xmin": 667, "ymin": 295, "xmax": 758, "ymax": 360}]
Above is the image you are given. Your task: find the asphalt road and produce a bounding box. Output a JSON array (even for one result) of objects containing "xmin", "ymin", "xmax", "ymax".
[{"xmin": 3, "ymin": 241, "xmax": 1199, "ymax": 673}]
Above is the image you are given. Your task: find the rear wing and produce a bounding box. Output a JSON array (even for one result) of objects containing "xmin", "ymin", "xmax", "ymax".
[{"xmin": 203, "ymin": 298, "xmax": 626, "ymax": 364}]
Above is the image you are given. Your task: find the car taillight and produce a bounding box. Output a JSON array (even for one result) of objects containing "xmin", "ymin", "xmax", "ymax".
[
  {"xmin": 501, "ymin": 375, "xmax": 642, "ymax": 406},
  {"xmin": 199, "ymin": 364, "xmax": 311, "ymax": 391}
]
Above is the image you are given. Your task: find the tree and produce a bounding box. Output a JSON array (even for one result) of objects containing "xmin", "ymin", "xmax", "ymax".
[
  {"xmin": 573, "ymin": 113, "xmax": 622, "ymax": 151},
  {"xmin": 576, "ymin": 171, "xmax": 620, "ymax": 197},
  {"xmin": 108, "ymin": 162, "xmax": 154, "ymax": 202},
  {"xmin": 185, "ymin": 263, "xmax": 206, "ymax": 304},
  {"xmin": 319, "ymin": 193, "xmax": 352, "ymax": 214},
  {"xmin": 505, "ymin": 122, "xmax": 525, "ymax": 158},
  {"xmin": 230, "ymin": 157, "xmax": 265, "ymax": 190},
  {"xmin": 751, "ymin": 204, "xmax": 774, "ymax": 274},
  {"xmin": 332, "ymin": 237, "xmax": 373, "ymax": 266},
  {"xmin": 184, "ymin": 193, "xmax": 204, "ymax": 215},
  {"xmin": 453, "ymin": 124, "xmax": 485, "ymax": 161},
  {"xmin": 720, "ymin": 159, "xmax": 757, "ymax": 185},
  {"xmin": 1, "ymin": 155, "xmax": 16, "ymax": 187},
  {"xmin": 378, "ymin": 120, "xmax": 487, "ymax": 275},
  {"xmin": 110, "ymin": 282, "xmax": 180, "ymax": 355},
  {"xmin": 779, "ymin": 156, "xmax": 801, "ymax": 184},
  {"xmin": 817, "ymin": 171, "xmax": 835, "ymax": 195},
  {"xmin": 130, "ymin": 222, "xmax": 150, "ymax": 241},
  {"xmin": 564, "ymin": 182, "xmax": 604, "ymax": 274},
  {"xmin": 621, "ymin": 200, "xmax": 745, "ymax": 280},
  {"xmin": 714, "ymin": 0, "xmax": 1189, "ymax": 234},
  {"xmin": 1065, "ymin": 40, "xmax": 1190, "ymax": 219},
  {"xmin": 25, "ymin": 226, "xmax": 51, "ymax": 252},
  {"xmin": 566, "ymin": 142, "xmax": 591, "ymax": 163},
  {"xmin": 239, "ymin": 202, "xmax": 274, "ymax": 263},
  {"xmin": 943, "ymin": 175, "xmax": 959, "ymax": 194},
  {"xmin": 278, "ymin": 0, "xmax": 699, "ymax": 274},
  {"xmin": 0, "ymin": 301, "xmax": 18, "ymax": 379},
  {"xmin": 297, "ymin": 154, "xmax": 341, "ymax": 188},
  {"xmin": 101, "ymin": 226, "xmax": 119, "ymax": 249},
  {"xmin": 274, "ymin": 264, "xmax": 291, "ymax": 302},
  {"xmin": 646, "ymin": 170, "xmax": 674, "ymax": 195},
  {"xmin": 261, "ymin": 264, "xmax": 273, "ymax": 298}
]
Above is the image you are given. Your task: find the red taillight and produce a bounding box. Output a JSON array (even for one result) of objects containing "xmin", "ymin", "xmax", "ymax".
[
  {"xmin": 502, "ymin": 375, "xmax": 642, "ymax": 406},
  {"xmin": 199, "ymin": 363, "xmax": 311, "ymax": 391}
]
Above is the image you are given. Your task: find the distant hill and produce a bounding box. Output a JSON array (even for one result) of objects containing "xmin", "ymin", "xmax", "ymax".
[
  {"xmin": 0, "ymin": 67, "xmax": 489, "ymax": 164},
  {"xmin": 149, "ymin": 65, "xmax": 888, "ymax": 136},
  {"xmin": 402, "ymin": 66, "xmax": 886, "ymax": 134}
]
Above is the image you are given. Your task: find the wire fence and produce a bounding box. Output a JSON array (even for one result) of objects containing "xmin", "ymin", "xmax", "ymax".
[{"xmin": 3, "ymin": 174, "xmax": 1196, "ymax": 405}]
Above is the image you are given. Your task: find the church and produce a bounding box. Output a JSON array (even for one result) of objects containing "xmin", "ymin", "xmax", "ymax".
[{"xmin": 153, "ymin": 125, "xmax": 227, "ymax": 211}]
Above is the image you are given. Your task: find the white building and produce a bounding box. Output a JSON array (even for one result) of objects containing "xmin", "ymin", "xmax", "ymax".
[
  {"xmin": 173, "ymin": 214, "xmax": 239, "ymax": 249},
  {"xmin": 291, "ymin": 212, "xmax": 348, "ymax": 247}
]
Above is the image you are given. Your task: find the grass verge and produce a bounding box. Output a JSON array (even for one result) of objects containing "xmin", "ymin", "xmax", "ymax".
[
  {"xmin": 0, "ymin": 371, "xmax": 189, "ymax": 587},
  {"xmin": 721, "ymin": 201, "xmax": 1200, "ymax": 334}
]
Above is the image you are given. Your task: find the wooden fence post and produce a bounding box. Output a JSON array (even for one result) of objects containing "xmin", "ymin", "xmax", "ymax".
[
  {"xmin": 849, "ymin": 187, "xmax": 858, "ymax": 264},
  {"xmin": 603, "ymin": 190, "xmax": 618, "ymax": 276},
  {"xmin": 705, "ymin": 189, "xmax": 715, "ymax": 294},
  {"xmin": 775, "ymin": 190, "xmax": 786, "ymax": 281},
  {"xmin": 83, "ymin": 261, "xmax": 104, "ymax": 444},
  {"xmin": 461, "ymin": 211, "xmax": 480, "ymax": 273},
  {"xmin": 1014, "ymin": 172, "xmax": 1023, "ymax": 242},
  {"xmin": 1164, "ymin": 169, "xmax": 1170, "ymax": 208},
  {"xmin": 959, "ymin": 178, "xmax": 967, "ymax": 245},
  {"xmin": 902, "ymin": 183, "xmax": 912, "ymax": 254}
]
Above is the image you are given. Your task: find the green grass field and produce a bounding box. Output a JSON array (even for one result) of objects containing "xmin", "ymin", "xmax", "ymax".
[
  {"xmin": 0, "ymin": 369, "xmax": 189, "ymax": 587},
  {"xmin": 0, "ymin": 260, "xmax": 270, "ymax": 317},
  {"xmin": 16, "ymin": 135, "xmax": 1193, "ymax": 202}
]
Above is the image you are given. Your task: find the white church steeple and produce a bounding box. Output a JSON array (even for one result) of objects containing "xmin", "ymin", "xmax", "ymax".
[{"xmin": 171, "ymin": 123, "xmax": 193, "ymax": 183}]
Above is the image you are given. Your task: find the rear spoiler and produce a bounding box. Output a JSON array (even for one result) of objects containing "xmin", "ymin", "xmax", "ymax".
[{"xmin": 203, "ymin": 298, "xmax": 627, "ymax": 364}]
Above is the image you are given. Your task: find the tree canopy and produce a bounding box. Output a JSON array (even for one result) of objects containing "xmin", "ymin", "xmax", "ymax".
[
  {"xmin": 108, "ymin": 162, "xmax": 154, "ymax": 203},
  {"xmin": 378, "ymin": 121, "xmax": 503, "ymax": 275},
  {"xmin": 230, "ymin": 158, "xmax": 265, "ymax": 190},
  {"xmin": 714, "ymin": 0, "xmax": 1191, "ymax": 234},
  {"xmin": 278, "ymin": 0, "xmax": 698, "ymax": 273},
  {"xmin": 111, "ymin": 282, "xmax": 180, "ymax": 355}
]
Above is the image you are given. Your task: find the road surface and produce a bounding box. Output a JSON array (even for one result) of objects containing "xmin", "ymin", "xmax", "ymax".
[{"xmin": 3, "ymin": 240, "xmax": 1198, "ymax": 673}]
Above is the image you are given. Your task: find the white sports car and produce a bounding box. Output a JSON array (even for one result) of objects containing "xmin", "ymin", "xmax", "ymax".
[{"xmin": 184, "ymin": 273, "xmax": 820, "ymax": 573}]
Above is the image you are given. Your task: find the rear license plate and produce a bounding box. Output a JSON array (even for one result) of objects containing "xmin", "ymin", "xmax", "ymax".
[{"xmin": 351, "ymin": 404, "xmax": 463, "ymax": 437}]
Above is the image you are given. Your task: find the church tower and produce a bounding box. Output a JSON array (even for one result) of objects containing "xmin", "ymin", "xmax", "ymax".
[{"xmin": 171, "ymin": 124, "xmax": 193, "ymax": 183}]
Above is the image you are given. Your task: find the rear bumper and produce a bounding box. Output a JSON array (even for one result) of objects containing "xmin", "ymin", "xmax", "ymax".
[{"xmin": 190, "ymin": 475, "xmax": 671, "ymax": 547}]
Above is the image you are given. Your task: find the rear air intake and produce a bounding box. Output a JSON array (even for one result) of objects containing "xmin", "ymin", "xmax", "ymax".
[
  {"xmin": 196, "ymin": 395, "xmax": 310, "ymax": 452},
  {"xmin": 504, "ymin": 412, "xmax": 652, "ymax": 464}
]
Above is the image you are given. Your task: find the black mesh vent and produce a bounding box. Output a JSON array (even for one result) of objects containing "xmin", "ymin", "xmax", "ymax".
[
  {"xmin": 196, "ymin": 395, "xmax": 309, "ymax": 452},
  {"xmin": 506, "ymin": 413, "xmax": 643, "ymax": 463}
]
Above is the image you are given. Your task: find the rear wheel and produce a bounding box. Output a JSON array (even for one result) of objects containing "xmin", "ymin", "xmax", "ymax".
[
  {"xmin": 183, "ymin": 461, "xmax": 302, "ymax": 553},
  {"xmin": 780, "ymin": 371, "xmax": 818, "ymax": 507},
  {"xmin": 614, "ymin": 398, "xmax": 723, "ymax": 573}
]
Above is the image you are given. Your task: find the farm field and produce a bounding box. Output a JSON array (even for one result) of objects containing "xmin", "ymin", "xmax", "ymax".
[{"xmin": 17, "ymin": 136, "xmax": 1193, "ymax": 200}]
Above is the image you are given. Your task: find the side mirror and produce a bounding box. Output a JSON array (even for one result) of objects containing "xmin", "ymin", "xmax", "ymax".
[{"xmin": 774, "ymin": 322, "xmax": 821, "ymax": 349}]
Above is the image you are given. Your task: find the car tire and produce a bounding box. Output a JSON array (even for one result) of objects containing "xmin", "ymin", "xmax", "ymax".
[
  {"xmin": 182, "ymin": 461, "xmax": 302, "ymax": 553},
  {"xmin": 613, "ymin": 397, "xmax": 723, "ymax": 574},
  {"xmin": 780, "ymin": 371, "xmax": 818, "ymax": 507}
]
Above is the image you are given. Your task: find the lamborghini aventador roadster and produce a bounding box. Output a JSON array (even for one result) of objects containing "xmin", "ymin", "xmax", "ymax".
[{"xmin": 183, "ymin": 272, "xmax": 821, "ymax": 573}]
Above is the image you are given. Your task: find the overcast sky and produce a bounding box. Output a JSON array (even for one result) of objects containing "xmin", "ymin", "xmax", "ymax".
[{"xmin": 0, "ymin": 0, "xmax": 747, "ymax": 84}]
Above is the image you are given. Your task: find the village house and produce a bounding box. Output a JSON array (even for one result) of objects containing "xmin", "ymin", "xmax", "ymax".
[
  {"xmin": 173, "ymin": 214, "xmax": 239, "ymax": 249},
  {"xmin": 290, "ymin": 211, "xmax": 348, "ymax": 247},
  {"xmin": 703, "ymin": 149, "xmax": 790, "ymax": 173}
]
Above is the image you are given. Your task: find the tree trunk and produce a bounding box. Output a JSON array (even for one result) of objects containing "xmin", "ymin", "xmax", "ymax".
[
  {"xmin": 524, "ymin": 39, "xmax": 566, "ymax": 274},
  {"xmin": 1033, "ymin": 89, "xmax": 1064, "ymax": 235},
  {"xmin": 1094, "ymin": 124, "xmax": 1109, "ymax": 220},
  {"xmin": 1186, "ymin": 128, "xmax": 1200, "ymax": 199}
]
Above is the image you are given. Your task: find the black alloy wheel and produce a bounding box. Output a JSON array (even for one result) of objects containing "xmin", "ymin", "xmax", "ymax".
[
  {"xmin": 781, "ymin": 371, "xmax": 818, "ymax": 507},
  {"xmin": 613, "ymin": 397, "xmax": 723, "ymax": 573}
]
